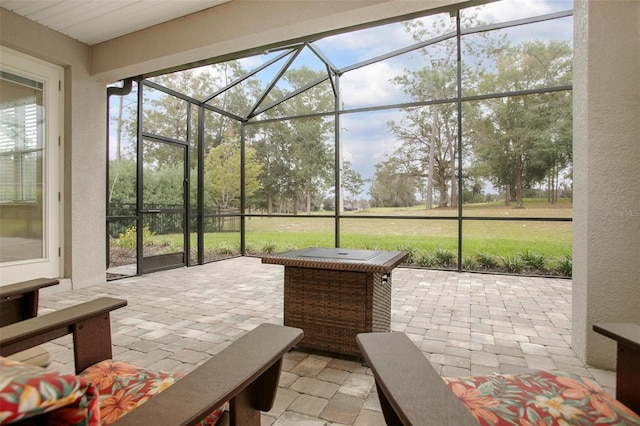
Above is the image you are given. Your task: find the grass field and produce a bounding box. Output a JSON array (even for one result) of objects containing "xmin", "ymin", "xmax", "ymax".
[{"xmin": 122, "ymin": 199, "xmax": 572, "ymax": 276}]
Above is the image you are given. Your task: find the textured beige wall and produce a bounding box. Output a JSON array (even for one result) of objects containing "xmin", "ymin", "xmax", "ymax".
[
  {"xmin": 1, "ymin": 9, "xmax": 107, "ymax": 289},
  {"xmin": 91, "ymin": 0, "xmax": 470, "ymax": 82},
  {"xmin": 572, "ymin": 0, "xmax": 640, "ymax": 369}
]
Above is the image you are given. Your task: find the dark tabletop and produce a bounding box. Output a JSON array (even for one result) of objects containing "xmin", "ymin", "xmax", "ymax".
[{"xmin": 261, "ymin": 248, "xmax": 408, "ymax": 273}]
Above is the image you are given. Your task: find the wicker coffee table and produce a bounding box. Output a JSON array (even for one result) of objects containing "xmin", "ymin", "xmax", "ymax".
[{"xmin": 262, "ymin": 248, "xmax": 408, "ymax": 357}]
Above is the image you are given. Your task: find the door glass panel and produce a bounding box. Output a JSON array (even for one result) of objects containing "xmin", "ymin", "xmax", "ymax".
[
  {"xmin": 141, "ymin": 138, "xmax": 186, "ymax": 272},
  {"xmin": 0, "ymin": 72, "xmax": 44, "ymax": 263}
]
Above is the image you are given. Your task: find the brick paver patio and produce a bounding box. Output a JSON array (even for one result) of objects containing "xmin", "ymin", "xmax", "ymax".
[{"xmin": 38, "ymin": 257, "xmax": 614, "ymax": 425}]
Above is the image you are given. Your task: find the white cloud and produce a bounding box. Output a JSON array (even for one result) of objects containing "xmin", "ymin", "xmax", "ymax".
[
  {"xmin": 470, "ymin": 0, "xmax": 573, "ymax": 43},
  {"xmin": 237, "ymin": 55, "xmax": 268, "ymax": 71},
  {"xmin": 314, "ymin": 20, "xmax": 415, "ymax": 68},
  {"xmin": 474, "ymin": 0, "xmax": 572, "ymax": 23},
  {"xmin": 340, "ymin": 61, "xmax": 408, "ymax": 108},
  {"xmin": 339, "ymin": 109, "xmax": 405, "ymax": 179}
]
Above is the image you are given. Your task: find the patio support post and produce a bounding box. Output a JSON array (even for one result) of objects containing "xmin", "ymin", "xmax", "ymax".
[
  {"xmin": 334, "ymin": 73, "xmax": 341, "ymax": 247},
  {"xmin": 455, "ymin": 10, "xmax": 463, "ymax": 273},
  {"xmin": 572, "ymin": 0, "xmax": 640, "ymax": 369},
  {"xmin": 135, "ymin": 80, "xmax": 144, "ymax": 275},
  {"xmin": 105, "ymin": 79, "xmax": 134, "ymax": 270},
  {"xmin": 197, "ymin": 105, "xmax": 205, "ymax": 265},
  {"xmin": 184, "ymin": 105, "xmax": 191, "ymax": 266},
  {"xmin": 240, "ymin": 122, "xmax": 246, "ymax": 255}
]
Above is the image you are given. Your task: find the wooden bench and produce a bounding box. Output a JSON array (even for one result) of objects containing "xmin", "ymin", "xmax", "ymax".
[
  {"xmin": 357, "ymin": 329, "xmax": 640, "ymax": 425},
  {"xmin": 357, "ymin": 332, "xmax": 476, "ymax": 425},
  {"xmin": 593, "ymin": 323, "xmax": 640, "ymax": 414},
  {"xmin": 0, "ymin": 277, "xmax": 59, "ymax": 366},
  {"xmin": 1, "ymin": 297, "xmax": 303, "ymax": 425}
]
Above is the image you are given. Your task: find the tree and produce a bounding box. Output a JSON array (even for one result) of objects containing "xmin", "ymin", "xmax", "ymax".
[
  {"xmin": 137, "ymin": 63, "xmax": 260, "ymax": 167},
  {"xmin": 251, "ymin": 66, "xmax": 335, "ymax": 215},
  {"xmin": 110, "ymin": 89, "xmax": 137, "ymax": 161},
  {"xmin": 469, "ymin": 40, "xmax": 572, "ymax": 208},
  {"xmin": 386, "ymin": 13, "xmax": 499, "ymax": 209},
  {"xmin": 251, "ymin": 122, "xmax": 289, "ymax": 214},
  {"xmin": 112, "ymin": 63, "xmax": 265, "ymax": 215},
  {"xmin": 204, "ymin": 127, "xmax": 262, "ymax": 210},
  {"xmin": 462, "ymin": 174, "xmax": 486, "ymax": 204},
  {"xmin": 108, "ymin": 159, "xmax": 137, "ymax": 208},
  {"xmin": 369, "ymin": 157, "xmax": 418, "ymax": 207},
  {"xmin": 387, "ymin": 102, "xmax": 457, "ymax": 208},
  {"xmin": 341, "ymin": 161, "xmax": 365, "ymax": 211},
  {"xmin": 143, "ymin": 163, "xmax": 186, "ymax": 205}
]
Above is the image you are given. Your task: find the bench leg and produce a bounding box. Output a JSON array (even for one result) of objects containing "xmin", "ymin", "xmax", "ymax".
[
  {"xmin": 617, "ymin": 343, "xmax": 640, "ymax": 414},
  {"xmin": 376, "ymin": 383, "xmax": 403, "ymax": 426},
  {"xmin": 73, "ymin": 312, "xmax": 114, "ymax": 374},
  {"xmin": 229, "ymin": 358, "xmax": 283, "ymax": 425}
]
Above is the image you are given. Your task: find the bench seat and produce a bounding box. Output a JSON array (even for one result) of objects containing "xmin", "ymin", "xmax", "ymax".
[
  {"xmin": 357, "ymin": 331, "xmax": 640, "ymax": 426},
  {"xmin": 0, "ymin": 297, "xmax": 303, "ymax": 425}
]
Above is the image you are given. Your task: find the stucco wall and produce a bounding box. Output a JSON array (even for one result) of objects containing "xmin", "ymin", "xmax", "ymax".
[
  {"xmin": 572, "ymin": 0, "xmax": 640, "ymax": 369},
  {"xmin": 1, "ymin": 9, "xmax": 107, "ymax": 289}
]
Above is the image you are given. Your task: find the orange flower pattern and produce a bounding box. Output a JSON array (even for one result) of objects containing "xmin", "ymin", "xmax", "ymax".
[
  {"xmin": 80, "ymin": 360, "xmax": 223, "ymax": 425},
  {"xmin": 0, "ymin": 356, "xmax": 99, "ymax": 425},
  {"xmin": 80, "ymin": 360, "xmax": 140, "ymax": 391},
  {"xmin": 98, "ymin": 388, "xmax": 138, "ymax": 424},
  {"xmin": 450, "ymin": 381, "xmax": 501, "ymax": 424},
  {"xmin": 443, "ymin": 370, "xmax": 640, "ymax": 425},
  {"xmin": 1, "ymin": 357, "xmax": 223, "ymax": 425}
]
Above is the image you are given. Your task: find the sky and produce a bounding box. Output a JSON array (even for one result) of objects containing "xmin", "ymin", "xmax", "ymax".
[
  {"xmin": 111, "ymin": 0, "xmax": 574, "ymax": 198},
  {"xmin": 238, "ymin": 0, "xmax": 574, "ymax": 194}
]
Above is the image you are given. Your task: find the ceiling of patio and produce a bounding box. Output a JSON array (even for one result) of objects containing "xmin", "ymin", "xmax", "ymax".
[{"xmin": 1, "ymin": 0, "xmax": 231, "ymax": 45}]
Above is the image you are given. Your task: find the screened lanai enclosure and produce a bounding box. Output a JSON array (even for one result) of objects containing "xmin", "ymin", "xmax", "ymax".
[{"xmin": 106, "ymin": 0, "xmax": 573, "ymax": 279}]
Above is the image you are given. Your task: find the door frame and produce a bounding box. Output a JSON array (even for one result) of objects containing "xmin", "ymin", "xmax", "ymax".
[
  {"xmin": 136, "ymin": 82, "xmax": 191, "ymax": 275},
  {"xmin": 0, "ymin": 47, "xmax": 63, "ymax": 285}
]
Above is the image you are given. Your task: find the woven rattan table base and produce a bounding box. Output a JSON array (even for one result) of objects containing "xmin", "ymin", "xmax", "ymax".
[{"xmin": 284, "ymin": 266, "xmax": 391, "ymax": 357}]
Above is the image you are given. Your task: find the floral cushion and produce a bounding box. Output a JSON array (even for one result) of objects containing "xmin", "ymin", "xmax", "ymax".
[
  {"xmin": 444, "ymin": 370, "xmax": 640, "ymax": 425},
  {"xmin": 79, "ymin": 360, "xmax": 223, "ymax": 425},
  {"xmin": 0, "ymin": 356, "xmax": 100, "ymax": 425}
]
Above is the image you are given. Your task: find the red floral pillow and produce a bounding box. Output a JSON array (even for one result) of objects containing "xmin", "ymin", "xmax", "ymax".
[
  {"xmin": 0, "ymin": 356, "xmax": 100, "ymax": 425},
  {"xmin": 443, "ymin": 370, "xmax": 640, "ymax": 426},
  {"xmin": 79, "ymin": 360, "xmax": 223, "ymax": 425}
]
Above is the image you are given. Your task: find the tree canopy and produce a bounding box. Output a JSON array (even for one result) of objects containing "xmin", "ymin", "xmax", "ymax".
[
  {"xmin": 468, "ymin": 40, "xmax": 572, "ymax": 207},
  {"xmin": 204, "ymin": 127, "xmax": 262, "ymax": 210}
]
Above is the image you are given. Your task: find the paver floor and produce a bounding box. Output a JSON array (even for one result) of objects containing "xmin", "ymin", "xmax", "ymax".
[{"xmin": 38, "ymin": 256, "xmax": 615, "ymax": 425}]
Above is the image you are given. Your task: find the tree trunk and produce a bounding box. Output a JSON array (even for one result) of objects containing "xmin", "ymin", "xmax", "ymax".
[
  {"xmin": 426, "ymin": 106, "xmax": 439, "ymax": 210},
  {"xmin": 449, "ymin": 143, "xmax": 457, "ymax": 208},
  {"xmin": 438, "ymin": 176, "xmax": 448, "ymax": 207},
  {"xmin": 116, "ymin": 95, "xmax": 124, "ymax": 161},
  {"xmin": 551, "ymin": 170, "xmax": 556, "ymax": 204},
  {"xmin": 505, "ymin": 185, "xmax": 511, "ymax": 206},
  {"xmin": 515, "ymin": 165, "xmax": 524, "ymax": 209},
  {"xmin": 553, "ymin": 164, "xmax": 560, "ymax": 203},
  {"xmin": 267, "ymin": 190, "xmax": 273, "ymax": 215}
]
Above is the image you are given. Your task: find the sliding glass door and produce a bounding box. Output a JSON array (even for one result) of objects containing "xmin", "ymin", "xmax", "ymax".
[{"xmin": 0, "ymin": 48, "xmax": 62, "ymax": 284}]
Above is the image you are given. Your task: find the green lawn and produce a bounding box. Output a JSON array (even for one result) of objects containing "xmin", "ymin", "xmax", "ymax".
[{"xmin": 138, "ymin": 199, "xmax": 572, "ymax": 276}]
